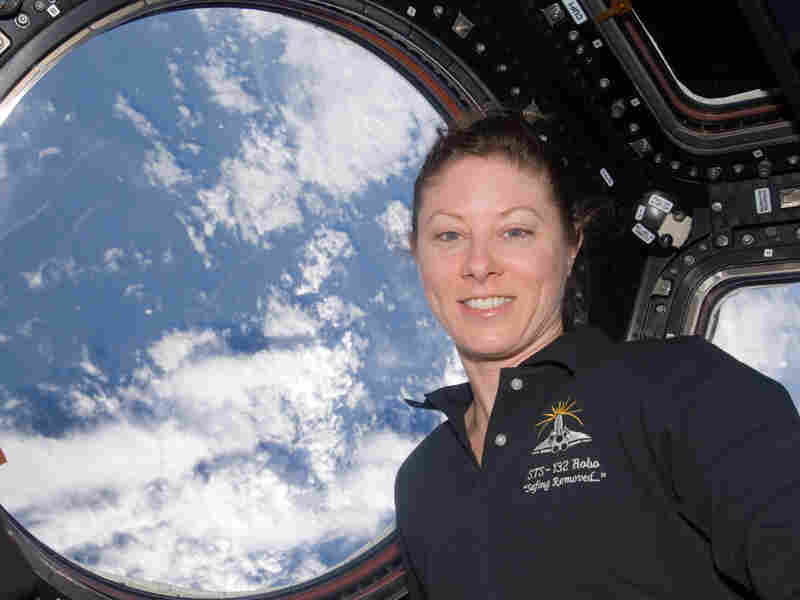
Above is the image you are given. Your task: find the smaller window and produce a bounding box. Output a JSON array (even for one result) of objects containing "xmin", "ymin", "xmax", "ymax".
[{"xmin": 708, "ymin": 283, "xmax": 800, "ymax": 411}]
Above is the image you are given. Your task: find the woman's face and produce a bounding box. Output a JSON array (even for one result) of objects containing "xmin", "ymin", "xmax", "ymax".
[{"xmin": 413, "ymin": 154, "xmax": 580, "ymax": 365}]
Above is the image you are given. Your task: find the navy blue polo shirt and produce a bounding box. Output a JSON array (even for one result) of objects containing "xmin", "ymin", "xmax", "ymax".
[{"xmin": 395, "ymin": 326, "xmax": 800, "ymax": 599}]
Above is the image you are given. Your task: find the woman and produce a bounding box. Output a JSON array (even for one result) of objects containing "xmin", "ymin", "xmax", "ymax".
[{"xmin": 395, "ymin": 114, "xmax": 800, "ymax": 599}]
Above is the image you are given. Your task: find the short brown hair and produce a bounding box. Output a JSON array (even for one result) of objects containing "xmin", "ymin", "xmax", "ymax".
[{"xmin": 411, "ymin": 112, "xmax": 603, "ymax": 330}]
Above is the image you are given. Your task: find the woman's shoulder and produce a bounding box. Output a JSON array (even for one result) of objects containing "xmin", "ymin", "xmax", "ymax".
[{"xmin": 395, "ymin": 422, "xmax": 456, "ymax": 496}]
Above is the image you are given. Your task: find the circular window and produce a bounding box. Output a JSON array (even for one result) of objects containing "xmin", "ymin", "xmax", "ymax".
[{"xmin": 0, "ymin": 8, "xmax": 464, "ymax": 593}]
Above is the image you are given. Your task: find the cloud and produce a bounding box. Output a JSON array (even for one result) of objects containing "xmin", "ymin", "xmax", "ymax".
[
  {"xmin": 376, "ymin": 201, "xmax": 412, "ymax": 251},
  {"xmin": 167, "ymin": 61, "xmax": 185, "ymax": 91},
  {"xmin": 315, "ymin": 296, "xmax": 365, "ymax": 329},
  {"xmin": 711, "ymin": 285, "xmax": 800, "ymax": 407},
  {"xmin": 195, "ymin": 48, "xmax": 260, "ymax": 114},
  {"xmin": 144, "ymin": 142, "xmax": 193, "ymax": 190},
  {"xmin": 103, "ymin": 248, "xmax": 125, "ymax": 272},
  {"xmin": 194, "ymin": 122, "xmax": 304, "ymax": 245},
  {"xmin": 180, "ymin": 142, "xmax": 202, "ymax": 155},
  {"xmin": 296, "ymin": 227, "xmax": 354, "ymax": 295},
  {"xmin": 0, "ymin": 143, "xmax": 7, "ymax": 180},
  {"xmin": 262, "ymin": 290, "xmax": 320, "ymax": 338},
  {"xmin": 21, "ymin": 257, "xmax": 79, "ymax": 290},
  {"xmin": 113, "ymin": 95, "xmax": 159, "ymax": 139}
]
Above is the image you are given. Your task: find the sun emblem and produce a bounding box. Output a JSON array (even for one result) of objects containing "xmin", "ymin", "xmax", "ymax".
[{"xmin": 532, "ymin": 397, "xmax": 591, "ymax": 455}]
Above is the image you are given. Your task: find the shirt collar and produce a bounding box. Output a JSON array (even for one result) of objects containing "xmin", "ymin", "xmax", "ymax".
[{"xmin": 405, "ymin": 326, "xmax": 615, "ymax": 416}]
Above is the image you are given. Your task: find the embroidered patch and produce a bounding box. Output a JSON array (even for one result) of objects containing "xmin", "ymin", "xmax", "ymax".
[{"xmin": 523, "ymin": 398, "xmax": 608, "ymax": 495}]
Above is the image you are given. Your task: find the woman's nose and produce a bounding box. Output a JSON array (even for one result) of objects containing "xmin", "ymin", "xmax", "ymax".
[{"xmin": 462, "ymin": 238, "xmax": 499, "ymax": 281}]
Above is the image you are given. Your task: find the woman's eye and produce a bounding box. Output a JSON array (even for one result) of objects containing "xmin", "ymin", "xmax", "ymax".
[
  {"xmin": 435, "ymin": 231, "xmax": 461, "ymax": 242},
  {"xmin": 504, "ymin": 228, "xmax": 533, "ymax": 239}
]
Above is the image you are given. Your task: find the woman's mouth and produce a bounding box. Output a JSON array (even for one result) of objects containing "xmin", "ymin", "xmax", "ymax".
[{"xmin": 462, "ymin": 296, "xmax": 513, "ymax": 310}]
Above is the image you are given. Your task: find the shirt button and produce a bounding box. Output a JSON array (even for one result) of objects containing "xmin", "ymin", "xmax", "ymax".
[
  {"xmin": 510, "ymin": 377, "xmax": 524, "ymax": 391},
  {"xmin": 494, "ymin": 433, "xmax": 507, "ymax": 447}
]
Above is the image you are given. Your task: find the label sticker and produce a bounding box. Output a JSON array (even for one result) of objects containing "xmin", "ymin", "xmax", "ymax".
[
  {"xmin": 632, "ymin": 223, "xmax": 655, "ymax": 244},
  {"xmin": 755, "ymin": 187, "xmax": 772, "ymax": 214},
  {"xmin": 764, "ymin": 248, "xmax": 774, "ymax": 258},
  {"xmin": 561, "ymin": 0, "xmax": 588, "ymax": 25},
  {"xmin": 600, "ymin": 167, "xmax": 614, "ymax": 187},
  {"xmin": 46, "ymin": 3, "xmax": 60, "ymax": 17},
  {"xmin": 648, "ymin": 193, "xmax": 673, "ymax": 214},
  {"xmin": 635, "ymin": 205, "xmax": 646, "ymax": 221}
]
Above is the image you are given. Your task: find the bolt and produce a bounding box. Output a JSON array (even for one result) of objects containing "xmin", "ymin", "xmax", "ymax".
[
  {"xmin": 684, "ymin": 255, "xmax": 696, "ymax": 266},
  {"xmin": 433, "ymin": 5, "xmax": 444, "ymax": 17},
  {"xmin": 510, "ymin": 86, "xmax": 521, "ymax": 97},
  {"xmin": 698, "ymin": 243, "xmax": 709, "ymax": 252},
  {"xmin": 707, "ymin": 166, "xmax": 722, "ymax": 181},
  {"xmin": 742, "ymin": 233, "xmax": 755, "ymax": 246},
  {"xmin": 496, "ymin": 63, "xmax": 508, "ymax": 73},
  {"xmin": 406, "ymin": 6, "xmax": 417, "ymax": 17},
  {"xmin": 670, "ymin": 160, "xmax": 681, "ymax": 171},
  {"xmin": 711, "ymin": 201, "xmax": 723, "ymax": 213},
  {"xmin": 733, "ymin": 163, "xmax": 744, "ymax": 175},
  {"xmin": 669, "ymin": 266, "xmax": 679, "ymax": 275},
  {"xmin": 716, "ymin": 234, "xmax": 730, "ymax": 247},
  {"xmin": 628, "ymin": 122, "xmax": 640, "ymax": 134},
  {"xmin": 758, "ymin": 159, "xmax": 772, "ymax": 178},
  {"xmin": 15, "ymin": 13, "xmax": 30, "ymax": 27},
  {"xmin": 475, "ymin": 42, "xmax": 486, "ymax": 54},
  {"xmin": 34, "ymin": 0, "xmax": 46, "ymax": 10},
  {"xmin": 575, "ymin": 44, "xmax": 585, "ymax": 55},
  {"xmin": 568, "ymin": 30, "xmax": 579, "ymax": 42},
  {"xmin": 753, "ymin": 149, "xmax": 764, "ymax": 158},
  {"xmin": 688, "ymin": 167, "xmax": 698, "ymax": 178},
  {"xmin": 656, "ymin": 304, "xmax": 667, "ymax": 314},
  {"xmin": 653, "ymin": 153, "xmax": 664, "ymax": 164},
  {"xmin": 611, "ymin": 99, "xmax": 626, "ymax": 119},
  {"xmin": 599, "ymin": 77, "xmax": 611, "ymax": 89},
  {"xmin": 788, "ymin": 155, "xmax": 799, "ymax": 166}
]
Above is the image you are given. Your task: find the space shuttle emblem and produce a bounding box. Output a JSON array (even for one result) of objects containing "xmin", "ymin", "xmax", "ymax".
[{"xmin": 531, "ymin": 397, "xmax": 591, "ymax": 455}]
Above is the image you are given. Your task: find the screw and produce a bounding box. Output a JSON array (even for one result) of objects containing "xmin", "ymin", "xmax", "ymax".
[
  {"xmin": 575, "ymin": 44, "xmax": 585, "ymax": 55},
  {"xmin": 753, "ymin": 149, "xmax": 764, "ymax": 159},
  {"xmin": 653, "ymin": 153, "xmax": 664, "ymax": 164},
  {"xmin": 733, "ymin": 163, "xmax": 744, "ymax": 175},
  {"xmin": 34, "ymin": 0, "xmax": 46, "ymax": 10},
  {"xmin": 406, "ymin": 6, "xmax": 417, "ymax": 17},
  {"xmin": 795, "ymin": 227, "xmax": 800, "ymax": 240},
  {"xmin": 599, "ymin": 77, "xmax": 611, "ymax": 89},
  {"xmin": 742, "ymin": 233, "xmax": 755, "ymax": 246},
  {"xmin": 788, "ymin": 155, "xmax": 799, "ymax": 166},
  {"xmin": 684, "ymin": 255, "xmax": 696, "ymax": 266},
  {"xmin": 669, "ymin": 266, "xmax": 679, "ymax": 275},
  {"xmin": 670, "ymin": 160, "xmax": 681, "ymax": 171},
  {"xmin": 758, "ymin": 160, "xmax": 772, "ymax": 178},
  {"xmin": 698, "ymin": 242, "xmax": 709, "ymax": 252},
  {"xmin": 496, "ymin": 63, "xmax": 508, "ymax": 73},
  {"xmin": 711, "ymin": 201, "xmax": 723, "ymax": 213},
  {"xmin": 510, "ymin": 86, "xmax": 520, "ymax": 97},
  {"xmin": 475, "ymin": 42, "xmax": 486, "ymax": 54},
  {"xmin": 688, "ymin": 167, "xmax": 698, "ymax": 178},
  {"xmin": 628, "ymin": 122, "xmax": 640, "ymax": 134},
  {"xmin": 656, "ymin": 304, "xmax": 667, "ymax": 314},
  {"xmin": 707, "ymin": 166, "xmax": 722, "ymax": 180},
  {"xmin": 715, "ymin": 234, "xmax": 730, "ymax": 247},
  {"xmin": 433, "ymin": 5, "xmax": 444, "ymax": 17},
  {"xmin": 568, "ymin": 30, "xmax": 579, "ymax": 42},
  {"xmin": 15, "ymin": 13, "xmax": 30, "ymax": 27}
]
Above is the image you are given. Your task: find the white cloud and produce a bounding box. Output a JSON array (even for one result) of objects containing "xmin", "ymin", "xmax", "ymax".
[
  {"xmin": 113, "ymin": 95, "xmax": 159, "ymax": 139},
  {"xmin": 167, "ymin": 61, "xmax": 185, "ymax": 91},
  {"xmin": 180, "ymin": 142, "xmax": 202, "ymax": 155},
  {"xmin": 124, "ymin": 283, "xmax": 145, "ymax": 300},
  {"xmin": 194, "ymin": 122, "xmax": 303, "ymax": 245},
  {"xmin": 237, "ymin": 12, "xmax": 441, "ymax": 198},
  {"xmin": 262, "ymin": 290, "xmax": 320, "ymax": 338},
  {"xmin": 315, "ymin": 296, "xmax": 365, "ymax": 328},
  {"xmin": 103, "ymin": 248, "xmax": 125, "ymax": 272},
  {"xmin": 21, "ymin": 256, "xmax": 79, "ymax": 290},
  {"xmin": 144, "ymin": 142, "xmax": 193, "ymax": 190},
  {"xmin": 0, "ymin": 143, "xmax": 7, "ymax": 179},
  {"xmin": 711, "ymin": 285, "xmax": 800, "ymax": 406},
  {"xmin": 195, "ymin": 48, "xmax": 260, "ymax": 114},
  {"xmin": 177, "ymin": 105, "xmax": 203, "ymax": 128},
  {"xmin": 296, "ymin": 227, "xmax": 354, "ymax": 295},
  {"xmin": 0, "ymin": 333, "xmax": 9, "ymax": 343},
  {"xmin": 376, "ymin": 201, "xmax": 411, "ymax": 251}
]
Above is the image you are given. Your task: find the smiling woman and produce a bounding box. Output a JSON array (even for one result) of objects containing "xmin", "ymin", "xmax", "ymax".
[{"xmin": 0, "ymin": 7, "xmax": 461, "ymax": 595}]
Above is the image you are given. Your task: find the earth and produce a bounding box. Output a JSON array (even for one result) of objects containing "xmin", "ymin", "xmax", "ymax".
[{"xmin": 0, "ymin": 7, "xmax": 463, "ymax": 593}]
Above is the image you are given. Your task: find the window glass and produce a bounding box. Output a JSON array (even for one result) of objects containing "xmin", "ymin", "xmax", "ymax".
[
  {"xmin": 708, "ymin": 283, "xmax": 800, "ymax": 411},
  {"xmin": 0, "ymin": 8, "xmax": 462, "ymax": 593}
]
